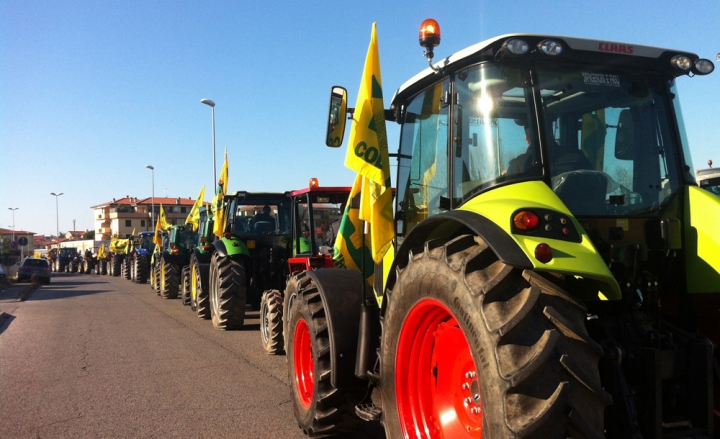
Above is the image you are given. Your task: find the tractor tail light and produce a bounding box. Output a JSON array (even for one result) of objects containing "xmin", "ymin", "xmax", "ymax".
[
  {"xmin": 535, "ymin": 243, "xmax": 553, "ymax": 263},
  {"xmin": 513, "ymin": 211, "xmax": 540, "ymax": 230},
  {"xmin": 171, "ymin": 248, "xmax": 180, "ymax": 254},
  {"xmin": 202, "ymin": 245, "xmax": 212, "ymax": 251},
  {"xmin": 224, "ymin": 232, "xmax": 232, "ymax": 239}
]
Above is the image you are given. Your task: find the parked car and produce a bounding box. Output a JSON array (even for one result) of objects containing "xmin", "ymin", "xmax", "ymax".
[{"xmin": 17, "ymin": 258, "xmax": 51, "ymax": 284}]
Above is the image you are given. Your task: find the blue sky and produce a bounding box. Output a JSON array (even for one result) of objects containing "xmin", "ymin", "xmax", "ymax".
[{"xmin": 2, "ymin": 0, "xmax": 719, "ymax": 236}]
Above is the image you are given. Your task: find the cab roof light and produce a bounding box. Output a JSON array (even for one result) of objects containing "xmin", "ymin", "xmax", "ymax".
[
  {"xmin": 670, "ymin": 55, "xmax": 692, "ymax": 71},
  {"xmin": 538, "ymin": 39, "xmax": 563, "ymax": 56},
  {"xmin": 309, "ymin": 178, "xmax": 319, "ymax": 188},
  {"xmin": 693, "ymin": 58, "xmax": 714, "ymax": 75},
  {"xmin": 419, "ymin": 19, "xmax": 441, "ymax": 50},
  {"xmin": 513, "ymin": 210, "xmax": 540, "ymax": 231},
  {"xmin": 502, "ymin": 38, "xmax": 529, "ymax": 56},
  {"xmin": 419, "ymin": 18, "xmax": 441, "ymax": 72}
]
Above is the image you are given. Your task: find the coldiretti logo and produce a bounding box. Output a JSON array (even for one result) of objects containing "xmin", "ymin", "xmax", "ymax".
[{"xmin": 354, "ymin": 141, "xmax": 384, "ymax": 170}]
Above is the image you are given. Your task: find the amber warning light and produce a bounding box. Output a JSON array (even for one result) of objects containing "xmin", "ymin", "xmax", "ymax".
[{"xmin": 419, "ymin": 19, "xmax": 441, "ymax": 49}]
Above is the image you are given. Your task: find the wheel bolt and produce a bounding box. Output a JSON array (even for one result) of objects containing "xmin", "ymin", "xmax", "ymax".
[
  {"xmin": 464, "ymin": 371, "xmax": 476, "ymax": 379},
  {"xmin": 461, "ymin": 382, "xmax": 470, "ymax": 390},
  {"xmin": 463, "ymin": 397, "xmax": 472, "ymax": 406},
  {"xmin": 470, "ymin": 407, "xmax": 481, "ymax": 414}
]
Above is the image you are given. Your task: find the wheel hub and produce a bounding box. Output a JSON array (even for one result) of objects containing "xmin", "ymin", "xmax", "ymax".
[{"xmin": 396, "ymin": 299, "xmax": 482, "ymax": 438}]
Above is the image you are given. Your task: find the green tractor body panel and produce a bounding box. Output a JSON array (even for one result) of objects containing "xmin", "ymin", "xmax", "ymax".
[
  {"xmin": 685, "ymin": 185, "xmax": 720, "ymax": 293},
  {"xmin": 219, "ymin": 236, "xmax": 250, "ymax": 257},
  {"xmin": 459, "ymin": 181, "xmax": 621, "ymax": 300}
]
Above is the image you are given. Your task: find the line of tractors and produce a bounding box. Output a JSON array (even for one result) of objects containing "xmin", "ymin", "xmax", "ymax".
[{"xmin": 103, "ymin": 22, "xmax": 720, "ymax": 439}]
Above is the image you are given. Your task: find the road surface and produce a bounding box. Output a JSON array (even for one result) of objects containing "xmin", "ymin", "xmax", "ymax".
[{"xmin": 0, "ymin": 272, "xmax": 385, "ymax": 439}]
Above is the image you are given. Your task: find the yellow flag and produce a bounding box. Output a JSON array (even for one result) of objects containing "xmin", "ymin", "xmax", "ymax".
[
  {"xmin": 153, "ymin": 204, "xmax": 169, "ymax": 247},
  {"xmin": 185, "ymin": 185, "xmax": 206, "ymax": 231},
  {"xmin": 131, "ymin": 228, "xmax": 136, "ymax": 237},
  {"xmin": 333, "ymin": 174, "xmax": 375, "ymax": 285},
  {"xmin": 98, "ymin": 244, "xmax": 106, "ymax": 259},
  {"xmin": 344, "ymin": 23, "xmax": 394, "ymax": 263},
  {"xmin": 212, "ymin": 152, "xmax": 229, "ymax": 237}
]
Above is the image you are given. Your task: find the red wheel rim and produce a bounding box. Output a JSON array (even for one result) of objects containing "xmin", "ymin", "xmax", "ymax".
[
  {"xmin": 396, "ymin": 299, "xmax": 482, "ymax": 438},
  {"xmin": 293, "ymin": 318, "xmax": 314, "ymax": 408}
]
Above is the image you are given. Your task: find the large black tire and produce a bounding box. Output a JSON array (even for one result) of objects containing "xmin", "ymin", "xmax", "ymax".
[
  {"xmin": 151, "ymin": 263, "xmax": 161, "ymax": 295},
  {"xmin": 282, "ymin": 273, "xmax": 305, "ymax": 348},
  {"xmin": 260, "ymin": 289, "xmax": 284, "ymax": 355},
  {"xmin": 71, "ymin": 260, "xmax": 78, "ymax": 273},
  {"xmin": 99, "ymin": 260, "xmax": 107, "ymax": 275},
  {"xmin": 191, "ymin": 256, "xmax": 210, "ymax": 319},
  {"xmin": 122, "ymin": 257, "xmax": 131, "ymax": 280},
  {"xmin": 135, "ymin": 255, "xmax": 149, "ymax": 284},
  {"xmin": 111, "ymin": 256, "xmax": 122, "ymax": 277},
  {"xmin": 286, "ymin": 274, "xmax": 363, "ymax": 437},
  {"xmin": 181, "ymin": 266, "xmax": 191, "ymax": 306},
  {"xmin": 159, "ymin": 256, "xmax": 179, "ymax": 299},
  {"xmin": 209, "ymin": 253, "xmax": 246, "ymax": 330},
  {"xmin": 380, "ymin": 234, "xmax": 610, "ymax": 439},
  {"xmin": 129, "ymin": 257, "xmax": 136, "ymax": 281}
]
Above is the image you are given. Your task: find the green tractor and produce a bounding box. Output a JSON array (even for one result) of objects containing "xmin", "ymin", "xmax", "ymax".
[
  {"xmin": 154, "ymin": 225, "xmax": 197, "ymax": 299},
  {"xmin": 259, "ymin": 182, "xmax": 350, "ymax": 354},
  {"xmin": 181, "ymin": 205, "xmax": 215, "ymax": 317},
  {"xmin": 207, "ymin": 192, "xmax": 293, "ymax": 330},
  {"xmin": 285, "ymin": 23, "xmax": 720, "ymax": 438}
]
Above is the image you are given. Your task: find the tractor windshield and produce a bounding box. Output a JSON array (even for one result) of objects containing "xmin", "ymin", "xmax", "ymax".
[
  {"xmin": 59, "ymin": 248, "xmax": 77, "ymax": 257},
  {"xmin": 230, "ymin": 197, "xmax": 292, "ymax": 236},
  {"xmin": 535, "ymin": 65, "xmax": 683, "ymax": 216},
  {"xmin": 446, "ymin": 62, "xmax": 684, "ymax": 217}
]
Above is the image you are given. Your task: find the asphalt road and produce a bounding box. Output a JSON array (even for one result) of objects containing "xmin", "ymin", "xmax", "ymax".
[{"xmin": 0, "ymin": 272, "xmax": 385, "ymax": 439}]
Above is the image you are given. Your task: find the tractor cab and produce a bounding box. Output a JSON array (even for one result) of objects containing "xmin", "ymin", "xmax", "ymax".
[{"xmin": 287, "ymin": 179, "xmax": 351, "ymax": 273}]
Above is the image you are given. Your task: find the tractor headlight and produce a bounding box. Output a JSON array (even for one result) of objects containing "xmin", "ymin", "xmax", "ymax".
[
  {"xmin": 670, "ymin": 55, "xmax": 692, "ymax": 71},
  {"xmin": 502, "ymin": 38, "xmax": 529, "ymax": 56},
  {"xmin": 693, "ymin": 58, "xmax": 714, "ymax": 75},
  {"xmin": 538, "ymin": 39, "xmax": 563, "ymax": 56}
]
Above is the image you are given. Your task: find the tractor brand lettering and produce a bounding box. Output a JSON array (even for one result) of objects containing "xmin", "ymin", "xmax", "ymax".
[
  {"xmin": 354, "ymin": 142, "xmax": 384, "ymax": 170},
  {"xmin": 453, "ymin": 297, "xmax": 480, "ymax": 350},
  {"xmin": 598, "ymin": 42, "xmax": 634, "ymax": 54},
  {"xmin": 582, "ymin": 72, "xmax": 621, "ymax": 87}
]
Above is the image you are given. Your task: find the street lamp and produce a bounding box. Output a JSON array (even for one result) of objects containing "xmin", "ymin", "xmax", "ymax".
[
  {"xmin": 8, "ymin": 207, "xmax": 18, "ymax": 243},
  {"xmin": 50, "ymin": 193, "xmax": 63, "ymax": 249},
  {"xmin": 200, "ymin": 98, "xmax": 217, "ymax": 185},
  {"xmin": 146, "ymin": 165, "xmax": 155, "ymax": 229}
]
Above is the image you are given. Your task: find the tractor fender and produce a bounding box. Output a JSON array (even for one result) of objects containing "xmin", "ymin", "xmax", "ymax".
[
  {"xmin": 192, "ymin": 247, "xmax": 213, "ymax": 265},
  {"xmin": 387, "ymin": 210, "xmax": 532, "ymax": 294},
  {"xmin": 304, "ymin": 269, "xmax": 367, "ymax": 389},
  {"xmin": 212, "ymin": 238, "xmax": 250, "ymax": 258},
  {"xmin": 161, "ymin": 250, "xmax": 184, "ymax": 266}
]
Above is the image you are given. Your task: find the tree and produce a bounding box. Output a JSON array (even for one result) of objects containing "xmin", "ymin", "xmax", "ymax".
[{"xmin": 82, "ymin": 230, "xmax": 95, "ymax": 240}]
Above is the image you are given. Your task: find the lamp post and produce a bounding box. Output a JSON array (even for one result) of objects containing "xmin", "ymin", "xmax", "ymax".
[
  {"xmin": 200, "ymin": 98, "xmax": 217, "ymax": 185},
  {"xmin": 50, "ymin": 193, "xmax": 63, "ymax": 249},
  {"xmin": 8, "ymin": 207, "xmax": 18, "ymax": 244},
  {"xmin": 146, "ymin": 165, "xmax": 155, "ymax": 229}
]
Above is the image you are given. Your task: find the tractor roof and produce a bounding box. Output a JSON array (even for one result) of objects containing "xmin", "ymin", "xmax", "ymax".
[{"xmin": 392, "ymin": 33, "xmax": 699, "ymax": 107}]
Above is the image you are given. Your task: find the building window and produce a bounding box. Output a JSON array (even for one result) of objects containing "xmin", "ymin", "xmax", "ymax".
[
  {"xmin": 181, "ymin": 207, "xmax": 187, "ymax": 214},
  {"xmin": 141, "ymin": 220, "xmax": 146, "ymax": 227},
  {"xmin": 125, "ymin": 220, "xmax": 132, "ymax": 227}
]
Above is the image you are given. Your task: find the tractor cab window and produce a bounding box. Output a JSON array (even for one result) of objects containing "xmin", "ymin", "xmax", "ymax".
[
  {"xmin": 179, "ymin": 229, "xmax": 197, "ymax": 248},
  {"xmin": 536, "ymin": 66, "xmax": 682, "ymax": 216},
  {"xmin": 293, "ymin": 196, "xmax": 313, "ymax": 255},
  {"xmin": 396, "ymin": 79, "xmax": 450, "ymax": 234},
  {"xmin": 453, "ymin": 64, "xmax": 541, "ymax": 202},
  {"xmin": 230, "ymin": 198, "xmax": 292, "ymax": 236}
]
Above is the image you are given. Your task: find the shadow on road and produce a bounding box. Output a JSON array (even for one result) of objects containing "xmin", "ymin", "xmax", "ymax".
[
  {"xmin": 0, "ymin": 313, "xmax": 16, "ymax": 335},
  {"xmin": 25, "ymin": 288, "xmax": 113, "ymax": 301}
]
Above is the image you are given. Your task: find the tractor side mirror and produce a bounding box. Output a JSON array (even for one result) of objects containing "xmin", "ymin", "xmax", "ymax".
[
  {"xmin": 615, "ymin": 109, "xmax": 635, "ymax": 160},
  {"xmin": 326, "ymin": 86, "xmax": 348, "ymax": 147}
]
